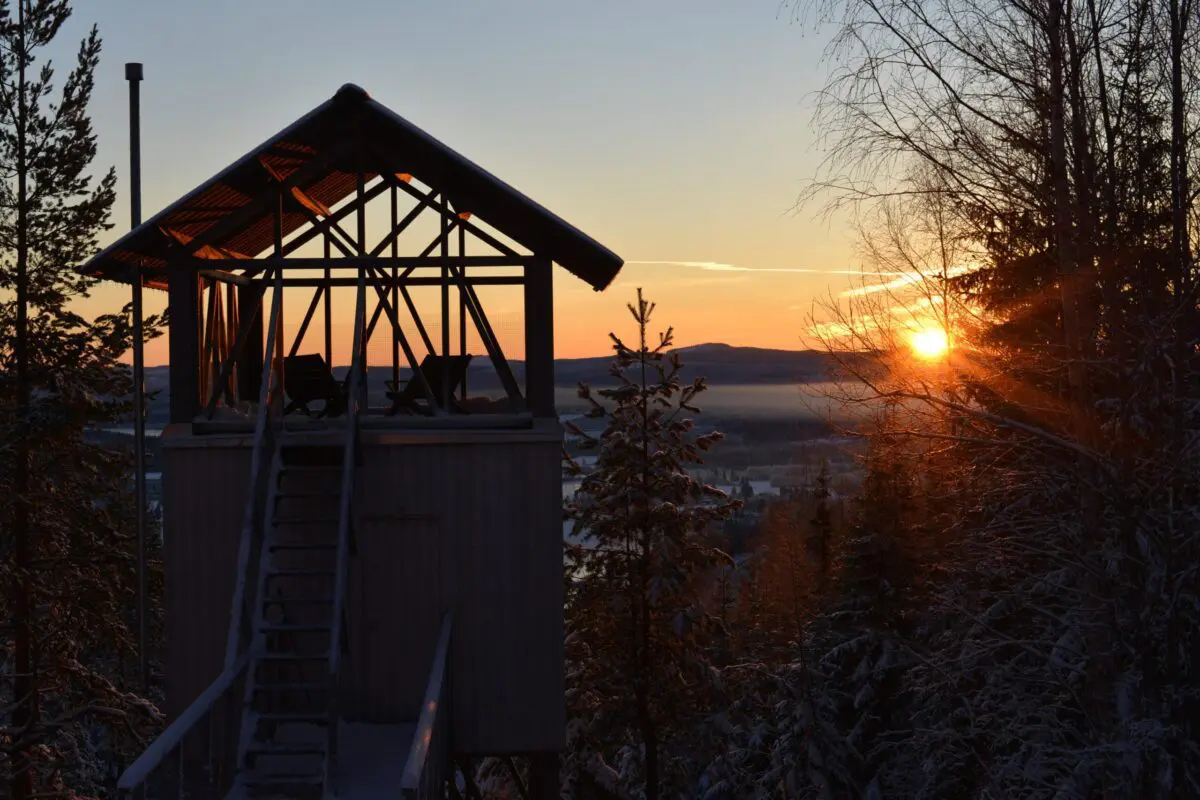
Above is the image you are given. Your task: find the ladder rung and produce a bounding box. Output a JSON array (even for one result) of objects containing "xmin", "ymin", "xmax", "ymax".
[
  {"xmin": 273, "ymin": 515, "xmax": 341, "ymax": 525},
  {"xmin": 240, "ymin": 774, "xmax": 324, "ymax": 790},
  {"xmin": 261, "ymin": 595, "xmax": 334, "ymax": 604},
  {"xmin": 257, "ymin": 653, "xmax": 329, "ymax": 662},
  {"xmin": 279, "ymin": 464, "xmax": 340, "ymax": 473},
  {"xmin": 247, "ymin": 741, "xmax": 326, "ymax": 755},
  {"xmin": 268, "ymin": 542, "xmax": 337, "ymax": 551},
  {"xmin": 254, "ymin": 711, "xmax": 330, "ymax": 724},
  {"xmin": 265, "ymin": 569, "xmax": 335, "ymax": 579},
  {"xmin": 253, "ymin": 682, "xmax": 328, "ymax": 692},
  {"xmin": 275, "ymin": 490, "xmax": 340, "ymax": 499},
  {"xmin": 260, "ymin": 624, "xmax": 332, "ymax": 634}
]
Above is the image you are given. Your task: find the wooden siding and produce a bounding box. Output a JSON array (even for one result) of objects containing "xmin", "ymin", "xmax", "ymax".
[
  {"xmin": 356, "ymin": 434, "xmax": 565, "ymax": 754},
  {"xmin": 341, "ymin": 515, "xmax": 452, "ymax": 724},
  {"xmin": 161, "ymin": 423, "xmax": 564, "ymax": 755},
  {"xmin": 160, "ymin": 429, "xmax": 254, "ymax": 721}
]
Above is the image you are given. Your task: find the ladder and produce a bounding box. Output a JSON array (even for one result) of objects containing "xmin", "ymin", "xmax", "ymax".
[
  {"xmin": 227, "ymin": 268, "xmax": 367, "ymax": 799},
  {"xmin": 230, "ymin": 436, "xmax": 358, "ymax": 799}
]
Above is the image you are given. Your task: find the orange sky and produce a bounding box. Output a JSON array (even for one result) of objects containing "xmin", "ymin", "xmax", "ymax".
[{"xmin": 67, "ymin": 1, "xmax": 870, "ymax": 365}]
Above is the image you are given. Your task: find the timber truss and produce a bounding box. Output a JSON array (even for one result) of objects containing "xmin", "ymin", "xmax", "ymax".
[
  {"xmin": 82, "ymin": 83, "xmax": 619, "ymax": 425},
  {"xmin": 185, "ymin": 151, "xmax": 538, "ymax": 424}
]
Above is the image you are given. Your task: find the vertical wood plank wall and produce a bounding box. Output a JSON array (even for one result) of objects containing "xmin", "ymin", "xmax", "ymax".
[
  {"xmin": 160, "ymin": 430, "xmax": 253, "ymax": 720},
  {"xmin": 162, "ymin": 424, "xmax": 565, "ymax": 755}
]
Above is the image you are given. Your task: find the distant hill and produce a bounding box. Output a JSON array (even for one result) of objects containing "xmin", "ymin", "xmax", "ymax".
[
  {"xmin": 137, "ymin": 344, "xmax": 842, "ymax": 423},
  {"xmin": 551, "ymin": 343, "xmax": 837, "ymax": 386}
]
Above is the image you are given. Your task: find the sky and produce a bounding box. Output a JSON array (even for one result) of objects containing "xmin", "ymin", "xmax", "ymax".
[{"xmin": 65, "ymin": 0, "xmax": 863, "ymax": 363}]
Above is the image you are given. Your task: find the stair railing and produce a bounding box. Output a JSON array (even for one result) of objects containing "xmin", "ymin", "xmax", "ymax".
[
  {"xmin": 116, "ymin": 653, "xmax": 249, "ymax": 798},
  {"xmin": 116, "ymin": 269, "xmax": 285, "ymax": 797},
  {"xmin": 401, "ymin": 612, "xmax": 454, "ymax": 799},
  {"xmin": 325, "ymin": 263, "xmax": 367, "ymax": 795},
  {"xmin": 225, "ymin": 265, "xmax": 285, "ymax": 669}
]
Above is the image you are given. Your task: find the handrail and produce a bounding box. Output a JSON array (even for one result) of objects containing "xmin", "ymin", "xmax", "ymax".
[
  {"xmin": 224, "ymin": 267, "xmax": 284, "ymax": 671},
  {"xmin": 117, "ymin": 652, "xmax": 249, "ymax": 793},
  {"xmin": 325, "ymin": 262, "xmax": 367, "ymax": 793},
  {"xmin": 402, "ymin": 612, "xmax": 454, "ymax": 798}
]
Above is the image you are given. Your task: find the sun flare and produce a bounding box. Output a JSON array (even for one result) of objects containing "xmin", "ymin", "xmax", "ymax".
[{"xmin": 909, "ymin": 327, "xmax": 950, "ymax": 360}]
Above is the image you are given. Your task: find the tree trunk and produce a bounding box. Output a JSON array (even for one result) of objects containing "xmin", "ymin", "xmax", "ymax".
[
  {"xmin": 1170, "ymin": 0, "xmax": 1191, "ymax": 300},
  {"xmin": 636, "ymin": 683, "xmax": 659, "ymax": 800},
  {"xmin": 10, "ymin": 4, "xmax": 35, "ymax": 797}
]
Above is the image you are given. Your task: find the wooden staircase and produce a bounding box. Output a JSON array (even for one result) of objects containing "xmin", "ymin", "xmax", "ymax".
[
  {"xmin": 231, "ymin": 438, "xmax": 358, "ymax": 799},
  {"xmin": 112, "ymin": 270, "xmax": 455, "ymax": 799}
]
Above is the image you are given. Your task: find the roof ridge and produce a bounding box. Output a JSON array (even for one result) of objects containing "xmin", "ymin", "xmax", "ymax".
[{"xmin": 334, "ymin": 83, "xmax": 369, "ymax": 103}]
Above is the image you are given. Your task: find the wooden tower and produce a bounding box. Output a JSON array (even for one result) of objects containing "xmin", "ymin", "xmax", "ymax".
[{"xmin": 82, "ymin": 83, "xmax": 623, "ymax": 799}]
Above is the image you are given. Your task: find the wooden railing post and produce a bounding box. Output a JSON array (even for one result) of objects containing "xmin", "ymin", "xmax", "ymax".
[
  {"xmin": 326, "ymin": 252, "xmax": 367, "ymax": 797},
  {"xmin": 523, "ymin": 256, "xmax": 555, "ymax": 418},
  {"xmin": 168, "ymin": 266, "xmax": 201, "ymax": 422}
]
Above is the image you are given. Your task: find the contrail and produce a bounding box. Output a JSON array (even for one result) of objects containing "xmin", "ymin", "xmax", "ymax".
[
  {"xmin": 841, "ymin": 264, "xmax": 977, "ymax": 297},
  {"xmin": 625, "ymin": 260, "xmax": 909, "ymax": 276}
]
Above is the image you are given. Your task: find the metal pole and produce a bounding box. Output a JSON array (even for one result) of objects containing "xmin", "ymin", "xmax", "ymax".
[{"xmin": 125, "ymin": 61, "xmax": 148, "ymax": 693}]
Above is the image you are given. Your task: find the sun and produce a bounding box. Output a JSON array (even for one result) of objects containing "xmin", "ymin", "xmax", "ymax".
[{"xmin": 908, "ymin": 327, "xmax": 950, "ymax": 360}]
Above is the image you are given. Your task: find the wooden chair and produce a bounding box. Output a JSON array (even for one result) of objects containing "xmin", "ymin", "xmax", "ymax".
[
  {"xmin": 386, "ymin": 354, "xmax": 473, "ymax": 415},
  {"xmin": 283, "ymin": 354, "xmax": 347, "ymax": 418}
]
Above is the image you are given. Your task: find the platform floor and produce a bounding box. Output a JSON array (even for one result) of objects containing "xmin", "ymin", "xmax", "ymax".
[
  {"xmin": 226, "ymin": 720, "xmax": 416, "ymax": 799},
  {"xmin": 337, "ymin": 720, "xmax": 417, "ymax": 798}
]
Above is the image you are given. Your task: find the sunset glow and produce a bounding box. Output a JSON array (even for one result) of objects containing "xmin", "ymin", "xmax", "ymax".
[{"xmin": 908, "ymin": 327, "xmax": 949, "ymax": 360}]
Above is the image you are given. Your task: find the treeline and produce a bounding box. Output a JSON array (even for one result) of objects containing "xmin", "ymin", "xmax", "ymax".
[{"xmin": 493, "ymin": 0, "xmax": 1200, "ymax": 791}]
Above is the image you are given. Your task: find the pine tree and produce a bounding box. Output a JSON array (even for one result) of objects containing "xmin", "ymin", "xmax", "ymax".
[
  {"xmin": 0, "ymin": 3, "xmax": 163, "ymax": 796},
  {"xmin": 806, "ymin": 459, "xmax": 833, "ymax": 583},
  {"xmin": 563, "ymin": 290, "xmax": 739, "ymax": 799}
]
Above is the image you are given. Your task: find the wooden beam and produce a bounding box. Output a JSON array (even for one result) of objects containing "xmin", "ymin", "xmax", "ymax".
[
  {"xmin": 280, "ymin": 178, "xmax": 390, "ymax": 257},
  {"xmin": 168, "ymin": 255, "xmax": 532, "ymax": 272},
  {"xmin": 524, "ymin": 256, "xmax": 555, "ymax": 417},
  {"xmin": 287, "ymin": 286, "xmax": 326, "ymax": 359},
  {"xmin": 272, "ymin": 191, "xmax": 285, "ymax": 415},
  {"xmin": 441, "ymin": 195, "xmax": 451, "ymax": 407},
  {"xmin": 281, "ymin": 190, "xmax": 355, "ymax": 259},
  {"xmin": 364, "ymin": 264, "xmax": 439, "ymax": 410},
  {"xmin": 263, "ymin": 275, "xmax": 525, "ymax": 287},
  {"xmin": 236, "ymin": 281, "xmax": 266, "ymax": 403},
  {"xmin": 399, "ymin": 283, "xmax": 436, "ymax": 356},
  {"xmin": 197, "ymin": 269, "xmax": 253, "ymax": 286},
  {"xmin": 169, "ymin": 268, "xmax": 202, "ymax": 422},
  {"xmin": 169, "ymin": 139, "xmax": 353, "ymax": 260},
  {"xmin": 371, "ymin": 188, "xmax": 434, "ymax": 258},
  {"xmin": 206, "ymin": 267, "xmax": 272, "ymax": 417},
  {"xmin": 201, "ymin": 278, "xmax": 219, "ymax": 404},
  {"xmin": 367, "ymin": 148, "xmax": 523, "ymax": 257},
  {"xmin": 390, "ymin": 185, "xmax": 401, "ymax": 388},
  {"xmin": 365, "ymin": 292, "xmax": 387, "ymax": 341},
  {"xmin": 226, "ymin": 283, "xmax": 239, "ymax": 406},
  {"xmin": 323, "ymin": 236, "xmax": 332, "ymax": 370},
  {"xmin": 448, "ymin": 263, "xmax": 525, "ymax": 409},
  {"xmin": 459, "ymin": 221, "xmax": 468, "ymax": 401}
]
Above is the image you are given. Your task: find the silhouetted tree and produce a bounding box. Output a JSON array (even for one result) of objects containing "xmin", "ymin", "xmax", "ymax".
[
  {"xmin": 0, "ymin": 3, "xmax": 163, "ymax": 796},
  {"xmin": 806, "ymin": 459, "xmax": 833, "ymax": 582},
  {"xmin": 563, "ymin": 290, "xmax": 738, "ymax": 799}
]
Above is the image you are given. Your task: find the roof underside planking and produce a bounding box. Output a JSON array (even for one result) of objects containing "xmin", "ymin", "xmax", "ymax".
[{"xmin": 81, "ymin": 83, "xmax": 624, "ymax": 292}]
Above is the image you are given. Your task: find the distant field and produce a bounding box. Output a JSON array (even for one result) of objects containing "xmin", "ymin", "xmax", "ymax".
[{"xmin": 556, "ymin": 382, "xmax": 869, "ymax": 422}]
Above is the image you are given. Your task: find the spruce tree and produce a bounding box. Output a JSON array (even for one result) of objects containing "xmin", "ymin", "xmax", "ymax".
[
  {"xmin": 806, "ymin": 458, "xmax": 833, "ymax": 582},
  {"xmin": 0, "ymin": 3, "xmax": 162, "ymax": 796},
  {"xmin": 563, "ymin": 290, "xmax": 738, "ymax": 799}
]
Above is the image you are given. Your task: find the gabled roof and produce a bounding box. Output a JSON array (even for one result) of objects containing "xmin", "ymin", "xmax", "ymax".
[{"xmin": 81, "ymin": 84, "xmax": 624, "ymax": 291}]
